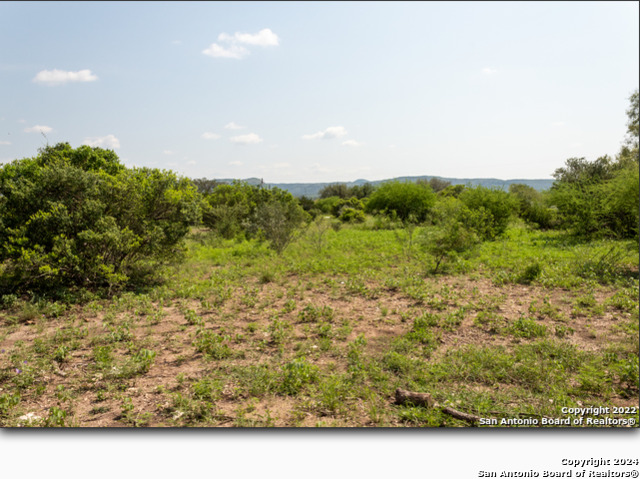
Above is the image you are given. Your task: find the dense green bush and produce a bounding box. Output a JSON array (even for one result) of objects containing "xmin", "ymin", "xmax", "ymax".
[
  {"xmin": 508, "ymin": 184, "xmax": 557, "ymax": 229},
  {"xmin": 201, "ymin": 182, "xmax": 255, "ymax": 239},
  {"xmin": 420, "ymin": 197, "xmax": 480, "ymax": 273},
  {"xmin": 0, "ymin": 143, "xmax": 201, "ymax": 296},
  {"xmin": 459, "ymin": 186, "xmax": 515, "ymax": 239},
  {"xmin": 202, "ymin": 183, "xmax": 308, "ymax": 252},
  {"xmin": 365, "ymin": 181, "xmax": 435, "ymax": 223},
  {"xmin": 549, "ymin": 153, "xmax": 638, "ymax": 239}
]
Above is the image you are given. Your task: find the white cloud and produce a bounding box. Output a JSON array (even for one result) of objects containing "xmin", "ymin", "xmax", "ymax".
[
  {"xmin": 230, "ymin": 133, "xmax": 263, "ymax": 145},
  {"xmin": 205, "ymin": 28, "xmax": 278, "ymax": 60},
  {"xmin": 17, "ymin": 119, "xmax": 26, "ymax": 124},
  {"xmin": 163, "ymin": 150, "xmax": 174, "ymax": 155},
  {"xmin": 202, "ymin": 43, "xmax": 250, "ymax": 59},
  {"xmin": 33, "ymin": 69, "xmax": 98, "ymax": 85},
  {"xmin": 0, "ymin": 141, "xmax": 11, "ymax": 145},
  {"xmin": 342, "ymin": 140, "xmax": 363, "ymax": 147},
  {"xmin": 482, "ymin": 67, "xmax": 497, "ymax": 75},
  {"xmin": 224, "ymin": 121, "xmax": 245, "ymax": 130},
  {"xmin": 551, "ymin": 121, "xmax": 565, "ymax": 127},
  {"xmin": 228, "ymin": 161, "xmax": 243, "ymax": 166},
  {"xmin": 24, "ymin": 125, "xmax": 52, "ymax": 133},
  {"xmin": 302, "ymin": 126, "xmax": 348, "ymax": 140},
  {"xmin": 187, "ymin": 160, "xmax": 196, "ymax": 165},
  {"xmin": 82, "ymin": 134, "xmax": 120, "ymax": 149},
  {"xmin": 171, "ymin": 40, "xmax": 182, "ymax": 45},
  {"xmin": 201, "ymin": 132, "xmax": 221, "ymax": 140},
  {"xmin": 218, "ymin": 28, "xmax": 279, "ymax": 47}
]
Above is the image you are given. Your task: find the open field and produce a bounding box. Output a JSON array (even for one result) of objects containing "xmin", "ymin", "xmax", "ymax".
[{"xmin": 0, "ymin": 221, "xmax": 637, "ymax": 427}]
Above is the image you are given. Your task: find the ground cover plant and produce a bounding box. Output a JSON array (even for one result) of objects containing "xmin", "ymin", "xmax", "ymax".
[
  {"xmin": 0, "ymin": 92, "xmax": 637, "ymax": 427},
  {"xmin": 0, "ymin": 217, "xmax": 637, "ymax": 427}
]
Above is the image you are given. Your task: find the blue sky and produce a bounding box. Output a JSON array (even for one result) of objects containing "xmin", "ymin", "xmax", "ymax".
[{"xmin": 1, "ymin": 1, "xmax": 638, "ymax": 182}]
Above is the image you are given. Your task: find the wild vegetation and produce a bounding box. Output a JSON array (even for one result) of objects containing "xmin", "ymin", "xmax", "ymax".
[{"xmin": 0, "ymin": 91, "xmax": 637, "ymax": 427}]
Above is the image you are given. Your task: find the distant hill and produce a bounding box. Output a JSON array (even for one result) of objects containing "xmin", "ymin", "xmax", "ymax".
[{"xmin": 206, "ymin": 175, "xmax": 555, "ymax": 198}]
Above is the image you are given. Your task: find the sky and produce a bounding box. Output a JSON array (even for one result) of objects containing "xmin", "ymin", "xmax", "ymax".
[{"xmin": 0, "ymin": 1, "xmax": 638, "ymax": 183}]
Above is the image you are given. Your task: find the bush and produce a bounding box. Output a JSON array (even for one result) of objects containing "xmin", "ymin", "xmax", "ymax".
[
  {"xmin": 459, "ymin": 186, "xmax": 515, "ymax": 239},
  {"xmin": 202, "ymin": 183, "xmax": 308, "ymax": 253},
  {"xmin": 0, "ymin": 143, "xmax": 201, "ymax": 296},
  {"xmin": 419, "ymin": 197, "xmax": 480, "ymax": 273},
  {"xmin": 365, "ymin": 181, "xmax": 435, "ymax": 223},
  {"xmin": 549, "ymin": 154, "xmax": 639, "ymax": 239},
  {"xmin": 339, "ymin": 207, "xmax": 365, "ymax": 223},
  {"xmin": 508, "ymin": 184, "xmax": 557, "ymax": 229},
  {"xmin": 252, "ymin": 197, "xmax": 308, "ymax": 253}
]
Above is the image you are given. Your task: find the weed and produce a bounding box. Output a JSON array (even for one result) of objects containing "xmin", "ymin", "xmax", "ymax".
[
  {"xmin": 258, "ymin": 270, "xmax": 275, "ymax": 284},
  {"xmin": 192, "ymin": 377, "xmax": 223, "ymax": 401},
  {"xmin": 89, "ymin": 406, "xmax": 110, "ymax": 415},
  {"xmin": 474, "ymin": 311, "xmax": 505, "ymax": 334},
  {"xmin": 298, "ymin": 304, "xmax": 334, "ymax": 323},
  {"xmin": 280, "ymin": 358, "xmax": 319, "ymax": 395},
  {"xmin": 194, "ymin": 328, "xmax": 232, "ymax": 359},
  {"xmin": 518, "ymin": 262, "xmax": 542, "ymax": 284},
  {"xmin": 554, "ymin": 324, "xmax": 575, "ymax": 338},
  {"xmin": 184, "ymin": 309, "xmax": 204, "ymax": 326},
  {"xmin": 53, "ymin": 345, "xmax": 70, "ymax": 363},
  {"xmin": 313, "ymin": 375, "xmax": 350, "ymax": 416},
  {"xmin": 44, "ymin": 406, "xmax": 70, "ymax": 427},
  {"xmin": 574, "ymin": 246, "xmax": 627, "ymax": 284},
  {"xmin": 508, "ymin": 316, "xmax": 548, "ymax": 339},
  {"xmin": 233, "ymin": 365, "xmax": 278, "ymax": 397},
  {"xmin": 131, "ymin": 349, "xmax": 156, "ymax": 373},
  {"xmin": 281, "ymin": 299, "xmax": 297, "ymax": 314},
  {"xmin": 267, "ymin": 318, "xmax": 291, "ymax": 345},
  {"xmin": 0, "ymin": 393, "xmax": 20, "ymax": 418}
]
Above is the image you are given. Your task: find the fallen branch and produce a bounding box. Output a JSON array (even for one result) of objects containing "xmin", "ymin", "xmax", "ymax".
[{"xmin": 395, "ymin": 388, "xmax": 481, "ymax": 425}]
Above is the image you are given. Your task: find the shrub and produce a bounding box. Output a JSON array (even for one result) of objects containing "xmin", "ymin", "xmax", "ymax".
[
  {"xmin": 420, "ymin": 198, "xmax": 480, "ymax": 273},
  {"xmin": 508, "ymin": 184, "xmax": 557, "ymax": 229},
  {"xmin": 252, "ymin": 194, "xmax": 308, "ymax": 253},
  {"xmin": 459, "ymin": 186, "xmax": 515, "ymax": 239},
  {"xmin": 0, "ymin": 143, "xmax": 201, "ymax": 296},
  {"xmin": 549, "ymin": 136, "xmax": 639, "ymax": 239},
  {"xmin": 365, "ymin": 181, "xmax": 435, "ymax": 223},
  {"xmin": 202, "ymin": 183, "xmax": 308, "ymax": 252},
  {"xmin": 339, "ymin": 207, "xmax": 365, "ymax": 223}
]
